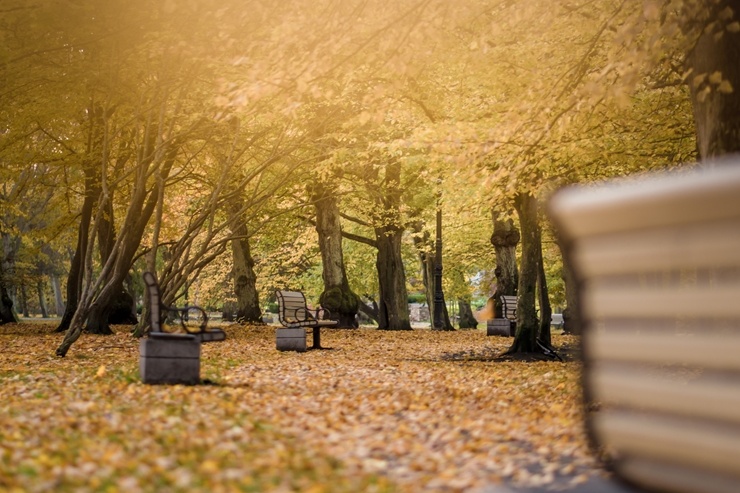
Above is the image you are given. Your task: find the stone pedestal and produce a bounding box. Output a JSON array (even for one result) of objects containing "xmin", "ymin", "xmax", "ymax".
[
  {"xmin": 276, "ymin": 328, "xmax": 307, "ymax": 352},
  {"xmin": 486, "ymin": 319, "xmax": 513, "ymax": 337},
  {"xmin": 140, "ymin": 334, "xmax": 201, "ymax": 384}
]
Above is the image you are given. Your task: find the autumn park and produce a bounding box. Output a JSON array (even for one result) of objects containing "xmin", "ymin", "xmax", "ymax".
[{"xmin": 2, "ymin": 1, "xmax": 740, "ymax": 492}]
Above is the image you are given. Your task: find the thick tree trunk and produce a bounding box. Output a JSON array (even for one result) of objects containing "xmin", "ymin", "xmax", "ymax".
[
  {"xmin": 313, "ymin": 188, "xmax": 359, "ymax": 328},
  {"xmin": 458, "ymin": 299, "xmax": 478, "ymax": 329},
  {"xmin": 507, "ymin": 193, "xmax": 540, "ymax": 353},
  {"xmin": 376, "ymin": 228, "xmax": 412, "ymax": 330},
  {"xmin": 371, "ymin": 159, "xmax": 411, "ymax": 331},
  {"xmin": 230, "ymin": 219, "xmax": 263, "ymax": 324},
  {"xmin": 0, "ymin": 262, "xmax": 17, "ymax": 324},
  {"xmin": 488, "ymin": 211, "xmax": 519, "ymax": 318},
  {"xmin": 687, "ymin": 1, "xmax": 740, "ymax": 160}
]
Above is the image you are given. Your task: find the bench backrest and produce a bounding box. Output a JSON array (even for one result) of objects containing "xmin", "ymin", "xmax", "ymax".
[
  {"xmin": 549, "ymin": 164, "xmax": 740, "ymax": 493},
  {"xmin": 143, "ymin": 271, "xmax": 164, "ymax": 332},
  {"xmin": 500, "ymin": 295, "xmax": 517, "ymax": 320},
  {"xmin": 276, "ymin": 290, "xmax": 315, "ymax": 327}
]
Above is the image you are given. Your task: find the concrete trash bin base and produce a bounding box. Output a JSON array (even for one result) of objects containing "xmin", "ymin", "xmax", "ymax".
[
  {"xmin": 486, "ymin": 319, "xmax": 512, "ymax": 337},
  {"xmin": 276, "ymin": 327, "xmax": 307, "ymax": 352},
  {"xmin": 140, "ymin": 335, "xmax": 201, "ymax": 384}
]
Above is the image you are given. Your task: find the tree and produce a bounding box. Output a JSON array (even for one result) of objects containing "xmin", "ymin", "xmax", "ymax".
[
  {"xmin": 489, "ymin": 212, "xmax": 519, "ymax": 320},
  {"xmin": 312, "ymin": 183, "xmax": 361, "ymax": 328},
  {"xmin": 685, "ymin": 0, "xmax": 740, "ymax": 159}
]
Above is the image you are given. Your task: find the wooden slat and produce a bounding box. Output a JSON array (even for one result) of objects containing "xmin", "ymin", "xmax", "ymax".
[
  {"xmin": 549, "ymin": 165, "xmax": 740, "ymax": 239},
  {"xmin": 619, "ymin": 457, "xmax": 740, "ymax": 493},
  {"xmin": 583, "ymin": 283, "xmax": 740, "ymax": 319},
  {"xmin": 594, "ymin": 410, "xmax": 740, "ymax": 478},
  {"xmin": 590, "ymin": 364, "xmax": 740, "ymax": 423},
  {"xmin": 586, "ymin": 330, "xmax": 740, "ymax": 370},
  {"xmin": 573, "ymin": 219, "xmax": 740, "ymax": 278}
]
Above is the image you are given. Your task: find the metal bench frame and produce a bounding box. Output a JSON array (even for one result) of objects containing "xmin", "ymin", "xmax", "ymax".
[
  {"xmin": 143, "ymin": 271, "xmax": 225, "ymax": 343},
  {"xmin": 276, "ymin": 290, "xmax": 337, "ymax": 350}
]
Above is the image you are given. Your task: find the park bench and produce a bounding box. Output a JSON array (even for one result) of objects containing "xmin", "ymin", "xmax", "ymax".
[
  {"xmin": 486, "ymin": 294, "xmax": 517, "ymax": 336},
  {"xmin": 546, "ymin": 162, "xmax": 740, "ymax": 493},
  {"xmin": 139, "ymin": 271, "xmax": 225, "ymax": 384},
  {"xmin": 275, "ymin": 290, "xmax": 337, "ymax": 351}
]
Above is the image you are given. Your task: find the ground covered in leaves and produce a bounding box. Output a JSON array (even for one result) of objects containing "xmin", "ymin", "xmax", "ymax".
[{"xmin": 1, "ymin": 323, "xmax": 605, "ymax": 492}]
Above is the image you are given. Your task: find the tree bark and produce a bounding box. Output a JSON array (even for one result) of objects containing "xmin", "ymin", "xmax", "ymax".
[
  {"xmin": 536, "ymin": 229, "xmax": 552, "ymax": 346},
  {"xmin": 507, "ymin": 192, "xmax": 540, "ymax": 353},
  {"xmin": 373, "ymin": 160, "xmax": 412, "ymax": 331},
  {"xmin": 37, "ymin": 279, "xmax": 49, "ymax": 318},
  {"xmin": 55, "ymin": 105, "xmax": 103, "ymax": 333},
  {"xmin": 50, "ymin": 274, "xmax": 65, "ymax": 316},
  {"xmin": 230, "ymin": 224, "xmax": 263, "ymax": 324},
  {"xmin": 313, "ymin": 186, "xmax": 359, "ymax": 328},
  {"xmin": 560, "ymin": 253, "xmax": 580, "ymax": 334},
  {"xmin": 687, "ymin": 1, "xmax": 740, "ymax": 160},
  {"xmin": 458, "ymin": 299, "xmax": 478, "ymax": 329},
  {"xmin": 0, "ymin": 261, "xmax": 18, "ymax": 324},
  {"xmin": 488, "ymin": 211, "xmax": 519, "ymax": 318},
  {"xmin": 20, "ymin": 284, "xmax": 29, "ymax": 317},
  {"xmin": 375, "ymin": 228, "xmax": 412, "ymax": 330}
]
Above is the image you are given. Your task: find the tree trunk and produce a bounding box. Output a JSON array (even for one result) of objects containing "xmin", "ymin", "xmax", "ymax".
[
  {"xmin": 507, "ymin": 193, "xmax": 540, "ymax": 353},
  {"xmin": 536, "ymin": 229, "xmax": 552, "ymax": 346},
  {"xmin": 371, "ymin": 159, "xmax": 411, "ymax": 331},
  {"xmin": 55, "ymin": 106, "xmax": 103, "ymax": 333},
  {"xmin": 20, "ymin": 284, "xmax": 29, "ymax": 317},
  {"xmin": 560, "ymin": 253, "xmax": 580, "ymax": 334},
  {"xmin": 50, "ymin": 274, "xmax": 65, "ymax": 316},
  {"xmin": 375, "ymin": 229, "xmax": 412, "ymax": 330},
  {"xmin": 313, "ymin": 187, "xmax": 359, "ymax": 328},
  {"xmin": 488, "ymin": 211, "xmax": 519, "ymax": 318},
  {"xmin": 230, "ymin": 216, "xmax": 263, "ymax": 324},
  {"xmin": 458, "ymin": 299, "xmax": 478, "ymax": 329},
  {"xmin": 231, "ymin": 235, "xmax": 262, "ymax": 324},
  {"xmin": 0, "ymin": 262, "xmax": 18, "ymax": 324},
  {"xmin": 37, "ymin": 279, "xmax": 49, "ymax": 318},
  {"xmin": 687, "ymin": 1, "xmax": 740, "ymax": 160}
]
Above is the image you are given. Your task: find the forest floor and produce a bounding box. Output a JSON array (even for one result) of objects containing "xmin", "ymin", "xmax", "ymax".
[{"xmin": 0, "ymin": 323, "xmax": 607, "ymax": 493}]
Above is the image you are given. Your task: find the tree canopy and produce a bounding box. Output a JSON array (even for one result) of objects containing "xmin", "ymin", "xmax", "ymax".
[{"xmin": 2, "ymin": 0, "xmax": 733, "ymax": 354}]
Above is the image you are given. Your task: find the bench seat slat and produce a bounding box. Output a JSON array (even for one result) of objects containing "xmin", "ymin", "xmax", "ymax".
[
  {"xmin": 594, "ymin": 410, "xmax": 740, "ymax": 479},
  {"xmin": 574, "ymin": 218, "xmax": 740, "ymax": 278},
  {"xmin": 591, "ymin": 364, "xmax": 740, "ymax": 423},
  {"xmin": 548, "ymin": 166, "xmax": 740, "ymax": 238},
  {"xmin": 620, "ymin": 458, "xmax": 740, "ymax": 493},
  {"xmin": 584, "ymin": 284, "xmax": 740, "ymax": 319},
  {"xmin": 586, "ymin": 331, "xmax": 740, "ymax": 370}
]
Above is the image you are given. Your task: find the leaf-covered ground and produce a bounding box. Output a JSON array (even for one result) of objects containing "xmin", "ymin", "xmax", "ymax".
[{"xmin": 0, "ymin": 323, "xmax": 605, "ymax": 492}]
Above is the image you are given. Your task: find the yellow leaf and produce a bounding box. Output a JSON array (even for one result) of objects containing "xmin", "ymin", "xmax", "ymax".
[
  {"xmin": 95, "ymin": 365, "xmax": 106, "ymax": 378},
  {"xmin": 718, "ymin": 80, "xmax": 734, "ymax": 94}
]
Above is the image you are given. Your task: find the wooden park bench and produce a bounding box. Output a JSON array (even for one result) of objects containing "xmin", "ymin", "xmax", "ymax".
[
  {"xmin": 139, "ymin": 271, "xmax": 225, "ymax": 384},
  {"xmin": 275, "ymin": 290, "xmax": 337, "ymax": 351},
  {"xmin": 546, "ymin": 163, "xmax": 740, "ymax": 493}
]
